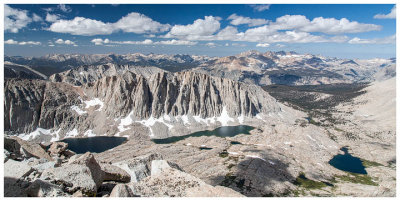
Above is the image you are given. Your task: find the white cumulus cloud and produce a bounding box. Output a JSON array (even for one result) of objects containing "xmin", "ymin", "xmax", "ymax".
[
  {"xmin": 4, "ymin": 5, "xmax": 32, "ymax": 33},
  {"xmin": 91, "ymin": 38, "xmax": 197, "ymax": 46},
  {"xmin": 48, "ymin": 12, "xmax": 170, "ymax": 36},
  {"xmin": 113, "ymin": 12, "xmax": 171, "ymax": 34},
  {"xmin": 55, "ymin": 38, "xmax": 77, "ymax": 46},
  {"xmin": 250, "ymin": 4, "xmax": 271, "ymax": 12},
  {"xmin": 45, "ymin": 13, "xmax": 60, "ymax": 22},
  {"xmin": 227, "ymin": 14, "xmax": 269, "ymax": 27},
  {"xmin": 374, "ymin": 5, "xmax": 396, "ymax": 19},
  {"xmin": 5, "ymin": 39, "xmax": 41, "ymax": 45},
  {"xmin": 256, "ymin": 43, "xmax": 270, "ymax": 47},
  {"xmin": 57, "ymin": 4, "xmax": 72, "ymax": 13},
  {"xmin": 165, "ymin": 16, "xmax": 221, "ymax": 40},
  {"xmin": 348, "ymin": 35, "xmax": 396, "ymax": 44}
]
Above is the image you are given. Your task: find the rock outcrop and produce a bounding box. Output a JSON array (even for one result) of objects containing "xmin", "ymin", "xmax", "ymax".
[{"xmin": 5, "ymin": 70, "xmax": 298, "ymax": 141}]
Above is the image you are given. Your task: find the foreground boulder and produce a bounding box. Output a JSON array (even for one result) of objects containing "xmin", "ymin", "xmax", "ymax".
[
  {"xmin": 48, "ymin": 142, "xmax": 68, "ymax": 156},
  {"xmin": 112, "ymin": 153, "xmax": 162, "ymax": 182},
  {"xmin": 4, "ymin": 159, "xmax": 34, "ymax": 180},
  {"xmin": 4, "ymin": 137, "xmax": 52, "ymax": 161},
  {"xmin": 25, "ymin": 179, "xmax": 67, "ymax": 197},
  {"xmin": 40, "ymin": 152, "xmax": 104, "ymax": 196},
  {"xmin": 100, "ymin": 163, "xmax": 131, "ymax": 183},
  {"xmin": 110, "ymin": 184, "xmax": 137, "ymax": 197},
  {"xmin": 130, "ymin": 160, "xmax": 244, "ymax": 197}
]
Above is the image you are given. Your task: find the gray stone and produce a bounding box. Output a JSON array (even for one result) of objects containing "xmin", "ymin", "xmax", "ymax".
[
  {"xmin": 110, "ymin": 184, "xmax": 136, "ymax": 197},
  {"xmin": 48, "ymin": 142, "xmax": 68, "ymax": 156},
  {"xmin": 25, "ymin": 179, "xmax": 67, "ymax": 197},
  {"xmin": 10, "ymin": 136, "xmax": 53, "ymax": 161},
  {"xmin": 4, "ymin": 159, "xmax": 34, "ymax": 180},
  {"xmin": 32, "ymin": 161, "xmax": 56, "ymax": 172},
  {"xmin": 100, "ymin": 163, "xmax": 131, "ymax": 183},
  {"xmin": 40, "ymin": 152, "xmax": 104, "ymax": 196},
  {"xmin": 113, "ymin": 153, "xmax": 162, "ymax": 183}
]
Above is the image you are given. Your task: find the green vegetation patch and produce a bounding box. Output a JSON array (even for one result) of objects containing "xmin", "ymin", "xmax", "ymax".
[
  {"xmin": 293, "ymin": 172, "xmax": 328, "ymax": 189},
  {"xmin": 335, "ymin": 173, "xmax": 378, "ymax": 186},
  {"xmin": 361, "ymin": 159, "xmax": 384, "ymax": 168}
]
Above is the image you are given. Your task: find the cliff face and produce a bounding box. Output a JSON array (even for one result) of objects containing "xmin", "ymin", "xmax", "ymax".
[
  {"xmin": 5, "ymin": 70, "xmax": 297, "ymax": 142},
  {"xmin": 4, "ymin": 79, "xmax": 82, "ymax": 135},
  {"xmin": 86, "ymin": 71, "xmax": 280, "ymax": 119}
]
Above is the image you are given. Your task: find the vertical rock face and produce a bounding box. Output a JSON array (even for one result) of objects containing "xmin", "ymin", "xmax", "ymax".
[
  {"xmin": 4, "ymin": 79, "xmax": 46, "ymax": 134},
  {"xmin": 86, "ymin": 71, "xmax": 281, "ymax": 120},
  {"xmin": 5, "ymin": 70, "xmax": 291, "ymax": 141}
]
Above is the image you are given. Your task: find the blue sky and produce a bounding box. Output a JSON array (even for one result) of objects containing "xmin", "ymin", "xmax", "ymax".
[{"xmin": 4, "ymin": 4, "xmax": 396, "ymax": 59}]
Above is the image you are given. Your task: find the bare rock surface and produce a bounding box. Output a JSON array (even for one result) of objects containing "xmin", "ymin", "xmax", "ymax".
[
  {"xmin": 110, "ymin": 184, "xmax": 136, "ymax": 197},
  {"xmin": 6, "ymin": 136, "xmax": 52, "ymax": 161},
  {"xmin": 130, "ymin": 160, "xmax": 244, "ymax": 197},
  {"xmin": 40, "ymin": 152, "xmax": 104, "ymax": 195},
  {"xmin": 48, "ymin": 142, "xmax": 68, "ymax": 156},
  {"xmin": 25, "ymin": 179, "xmax": 67, "ymax": 197},
  {"xmin": 100, "ymin": 163, "xmax": 131, "ymax": 183},
  {"xmin": 4, "ymin": 159, "xmax": 34, "ymax": 180}
]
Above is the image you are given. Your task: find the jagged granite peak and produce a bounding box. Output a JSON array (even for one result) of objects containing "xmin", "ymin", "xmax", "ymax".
[
  {"xmin": 4, "ymin": 79, "xmax": 82, "ymax": 136},
  {"xmin": 85, "ymin": 71, "xmax": 281, "ymax": 119},
  {"xmin": 49, "ymin": 63, "xmax": 166, "ymax": 86},
  {"xmin": 5, "ymin": 71, "xmax": 297, "ymax": 142}
]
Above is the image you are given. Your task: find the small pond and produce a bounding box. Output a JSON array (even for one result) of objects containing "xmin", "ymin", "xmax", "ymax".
[
  {"xmin": 328, "ymin": 147, "xmax": 367, "ymax": 174},
  {"xmin": 60, "ymin": 136, "xmax": 127, "ymax": 154},
  {"xmin": 152, "ymin": 125, "xmax": 255, "ymax": 144}
]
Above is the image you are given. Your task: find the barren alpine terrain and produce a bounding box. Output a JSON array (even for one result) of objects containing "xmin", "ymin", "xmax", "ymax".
[{"xmin": 4, "ymin": 50, "xmax": 396, "ymax": 197}]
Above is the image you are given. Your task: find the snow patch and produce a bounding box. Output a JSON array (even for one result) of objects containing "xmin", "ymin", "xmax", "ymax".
[
  {"xmin": 118, "ymin": 111, "xmax": 134, "ymax": 133},
  {"xmin": 181, "ymin": 115, "xmax": 189, "ymax": 125},
  {"xmin": 65, "ymin": 129, "xmax": 79, "ymax": 138},
  {"xmin": 70, "ymin": 105, "xmax": 87, "ymax": 115},
  {"xmin": 18, "ymin": 128, "xmax": 52, "ymax": 141},
  {"xmin": 245, "ymin": 155, "xmax": 266, "ymax": 161},
  {"xmin": 84, "ymin": 130, "xmax": 96, "ymax": 137},
  {"xmin": 84, "ymin": 98, "xmax": 104, "ymax": 111},
  {"xmin": 238, "ymin": 114, "xmax": 245, "ymax": 124},
  {"xmin": 217, "ymin": 107, "xmax": 234, "ymax": 126},
  {"xmin": 51, "ymin": 128, "xmax": 62, "ymax": 142}
]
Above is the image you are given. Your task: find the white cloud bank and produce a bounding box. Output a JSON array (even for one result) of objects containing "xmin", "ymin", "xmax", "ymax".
[
  {"xmin": 348, "ymin": 35, "xmax": 396, "ymax": 44},
  {"xmin": 5, "ymin": 5, "xmax": 32, "ymax": 33},
  {"xmin": 5, "ymin": 39, "xmax": 41, "ymax": 45},
  {"xmin": 250, "ymin": 4, "xmax": 271, "ymax": 12},
  {"xmin": 48, "ymin": 12, "xmax": 171, "ymax": 36},
  {"xmin": 228, "ymin": 14, "xmax": 269, "ymax": 27},
  {"xmin": 55, "ymin": 39, "xmax": 78, "ymax": 46},
  {"xmin": 90, "ymin": 38, "xmax": 197, "ymax": 46},
  {"xmin": 374, "ymin": 5, "xmax": 396, "ymax": 19}
]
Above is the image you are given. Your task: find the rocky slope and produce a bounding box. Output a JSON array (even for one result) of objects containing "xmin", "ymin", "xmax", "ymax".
[
  {"xmin": 5, "ymin": 137, "xmax": 237, "ymax": 197},
  {"xmin": 5, "ymin": 62, "xmax": 48, "ymax": 80},
  {"xmin": 5, "ymin": 71, "xmax": 301, "ymax": 142},
  {"xmin": 5, "ymin": 53, "xmax": 213, "ymax": 75},
  {"xmin": 6, "ymin": 51, "xmax": 395, "ymax": 85},
  {"xmin": 191, "ymin": 50, "xmax": 395, "ymax": 85}
]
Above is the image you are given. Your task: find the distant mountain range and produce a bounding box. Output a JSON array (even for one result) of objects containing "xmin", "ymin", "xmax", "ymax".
[{"xmin": 5, "ymin": 51, "xmax": 396, "ymax": 85}]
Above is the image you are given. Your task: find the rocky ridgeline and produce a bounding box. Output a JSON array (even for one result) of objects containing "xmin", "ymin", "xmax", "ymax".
[
  {"xmin": 4, "ymin": 137, "xmax": 242, "ymax": 197},
  {"xmin": 5, "ymin": 70, "xmax": 296, "ymax": 141}
]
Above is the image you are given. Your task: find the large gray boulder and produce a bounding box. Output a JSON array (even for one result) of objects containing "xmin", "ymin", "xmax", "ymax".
[
  {"xmin": 4, "ymin": 159, "xmax": 34, "ymax": 180},
  {"xmin": 40, "ymin": 152, "xmax": 104, "ymax": 196},
  {"xmin": 100, "ymin": 163, "xmax": 131, "ymax": 183},
  {"xmin": 4, "ymin": 159, "xmax": 33, "ymax": 197},
  {"xmin": 25, "ymin": 179, "xmax": 67, "ymax": 197},
  {"xmin": 110, "ymin": 184, "xmax": 137, "ymax": 197},
  {"xmin": 48, "ymin": 142, "xmax": 68, "ymax": 156},
  {"xmin": 112, "ymin": 153, "xmax": 162, "ymax": 182},
  {"xmin": 130, "ymin": 159, "xmax": 244, "ymax": 197},
  {"xmin": 5, "ymin": 137, "xmax": 52, "ymax": 161}
]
